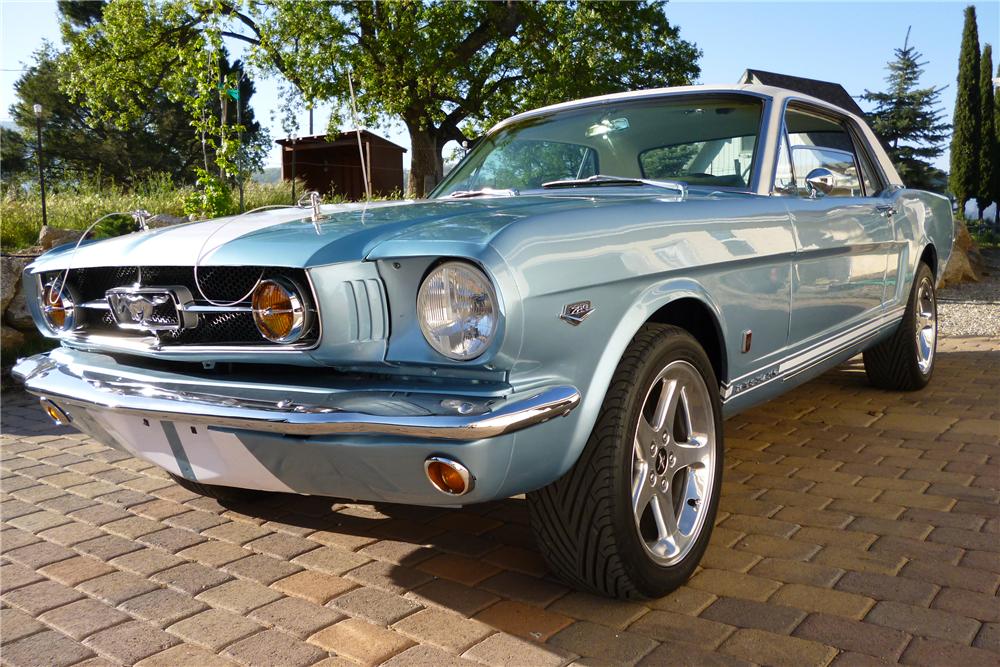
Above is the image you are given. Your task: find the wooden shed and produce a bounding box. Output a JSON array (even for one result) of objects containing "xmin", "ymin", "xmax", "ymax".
[{"xmin": 276, "ymin": 130, "xmax": 406, "ymax": 200}]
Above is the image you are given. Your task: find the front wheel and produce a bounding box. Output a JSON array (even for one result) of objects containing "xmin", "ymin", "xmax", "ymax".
[
  {"xmin": 528, "ymin": 324, "xmax": 723, "ymax": 599},
  {"xmin": 863, "ymin": 261, "xmax": 937, "ymax": 391}
]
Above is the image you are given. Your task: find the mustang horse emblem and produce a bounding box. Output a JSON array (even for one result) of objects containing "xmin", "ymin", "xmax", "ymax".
[{"xmin": 107, "ymin": 291, "xmax": 174, "ymax": 330}]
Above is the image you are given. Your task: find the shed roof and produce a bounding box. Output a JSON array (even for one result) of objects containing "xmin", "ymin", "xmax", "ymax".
[
  {"xmin": 739, "ymin": 69, "xmax": 867, "ymax": 118},
  {"xmin": 276, "ymin": 129, "xmax": 407, "ymax": 152}
]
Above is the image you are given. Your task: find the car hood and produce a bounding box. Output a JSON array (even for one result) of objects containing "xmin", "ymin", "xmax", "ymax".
[{"xmin": 29, "ymin": 191, "xmax": 739, "ymax": 271}]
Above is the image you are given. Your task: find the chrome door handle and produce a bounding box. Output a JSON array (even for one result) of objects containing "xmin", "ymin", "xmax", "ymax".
[{"xmin": 875, "ymin": 205, "xmax": 896, "ymax": 217}]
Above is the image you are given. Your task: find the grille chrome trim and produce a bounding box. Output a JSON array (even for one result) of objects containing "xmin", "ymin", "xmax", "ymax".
[{"xmin": 36, "ymin": 266, "xmax": 323, "ymax": 353}]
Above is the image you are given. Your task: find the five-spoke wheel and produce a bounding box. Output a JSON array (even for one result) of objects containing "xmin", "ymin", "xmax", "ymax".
[{"xmin": 631, "ymin": 360, "xmax": 716, "ymax": 566}]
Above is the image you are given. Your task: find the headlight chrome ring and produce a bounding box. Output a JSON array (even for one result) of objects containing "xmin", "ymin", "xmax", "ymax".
[
  {"xmin": 251, "ymin": 277, "xmax": 311, "ymax": 344},
  {"xmin": 40, "ymin": 279, "xmax": 79, "ymax": 333},
  {"xmin": 417, "ymin": 261, "xmax": 498, "ymax": 361}
]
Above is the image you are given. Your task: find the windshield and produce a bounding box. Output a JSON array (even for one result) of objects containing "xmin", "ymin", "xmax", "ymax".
[{"xmin": 433, "ymin": 95, "xmax": 764, "ymax": 198}]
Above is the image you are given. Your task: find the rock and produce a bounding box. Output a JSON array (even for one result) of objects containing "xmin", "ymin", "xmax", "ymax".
[
  {"xmin": 1, "ymin": 255, "xmax": 30, "ymax": 312},
  {"xmin": 940, "ymin": 219, "xmax": 984, "ymax": 289},
  {"xmin": 5, "ymin": 291, "xmax": 33, "ymax": 330},
  {"xmin": 144, "ymin": 213, "xmax": 188, "ymax": 229},
  {"xmin": 37, "ymin": 225, "xmax": 84, "ymax": 250},
  {"xmin": 1, "ymin": 325, "xmax": 25, "ymax": 353}
]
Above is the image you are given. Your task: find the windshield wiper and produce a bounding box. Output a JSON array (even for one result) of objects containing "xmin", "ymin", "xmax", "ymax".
[
  {"xmin": 541, "ymin": 174, "xmax": 687, "ymax": 198},
  {"xmin": 445, "ymin": 187, "xmax": 519, "ymax": 199}
]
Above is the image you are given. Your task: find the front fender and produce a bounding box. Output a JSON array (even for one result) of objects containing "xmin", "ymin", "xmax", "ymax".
[{"xmin": 498, "ymin": 275, "xmax": 727, "ymax": 496}]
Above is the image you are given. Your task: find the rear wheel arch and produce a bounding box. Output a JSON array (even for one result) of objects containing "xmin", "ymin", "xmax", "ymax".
[{"xmin": 919, "ymin": 243, "xmax": 938, "ymax": 278}]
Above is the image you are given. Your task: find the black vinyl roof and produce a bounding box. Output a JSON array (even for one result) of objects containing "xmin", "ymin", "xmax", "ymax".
[{"xmin": 741, "ymin": 69, "xmax": 867, "ymax": 118}]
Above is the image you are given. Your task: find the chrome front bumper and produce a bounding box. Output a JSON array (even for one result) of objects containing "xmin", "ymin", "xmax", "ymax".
[{"xmin": 12, "ymin": 350, "xmax": 580, "ymax": 441}]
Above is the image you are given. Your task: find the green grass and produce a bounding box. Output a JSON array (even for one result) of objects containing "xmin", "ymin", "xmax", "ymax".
[{"xmin": 0, "ymin": 177, "xmax": 310, "ymax": 252}]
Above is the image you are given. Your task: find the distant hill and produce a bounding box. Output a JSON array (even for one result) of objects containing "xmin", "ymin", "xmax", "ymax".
[{"xmin": 252, "ymin": 167, "xmax": 281, "ymax": 184}]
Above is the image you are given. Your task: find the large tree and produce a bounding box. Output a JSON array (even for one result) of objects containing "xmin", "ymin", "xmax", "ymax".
[
  {"xmin": 61, "ymin": 1, "xmax": 700, "ymax": 197},
  {"xmin": 949, "ymin": 5, "xmax": 981, "ymax": 211},
  {"xmin": 978, "ymin": 44, "xmax": 996, "ymax": 215},
  {"xmin": 8, "ymin": 1, "xmax": 267, "ymax": 187},
  {"xmin": 861, "ymin": 28, "xmax": 950, "ymax": 191}
]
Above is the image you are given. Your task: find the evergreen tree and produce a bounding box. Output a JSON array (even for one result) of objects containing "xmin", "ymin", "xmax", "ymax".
[
  {"xmin": 979, "ymin": 45, "xmax": 997, "ymax": 215},
  {"xmin": 862, "ymin": 28, "xmax": 950, "ymax": 191},
  {"xmin": 994, "ymin": 61, "xmax": 1000, "ymax": 210},
  {"xmin": 949, "ymin": 5, "xmax": 981, "ymax": 212}
]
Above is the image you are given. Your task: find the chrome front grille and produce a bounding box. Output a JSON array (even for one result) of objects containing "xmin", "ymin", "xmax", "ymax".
[{"xmin": 41, "ymin": 265, "xmax": 318, "ymax": 348}]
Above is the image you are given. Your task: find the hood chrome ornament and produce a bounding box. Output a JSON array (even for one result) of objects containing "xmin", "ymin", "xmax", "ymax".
[{"xmin": 560, "ymin": 300, "xmax": 595, "ymax": 326}]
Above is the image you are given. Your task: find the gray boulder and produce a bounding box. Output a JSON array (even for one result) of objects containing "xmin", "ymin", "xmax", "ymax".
[{"xmin": 38, "ymin": 226, "xmax": 84, "ymax": 250}]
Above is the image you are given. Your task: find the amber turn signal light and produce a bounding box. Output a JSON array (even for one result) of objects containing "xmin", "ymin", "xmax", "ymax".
[{"xmin": 425, "ymin": 456, "xmax": 474, "ymax": 496}]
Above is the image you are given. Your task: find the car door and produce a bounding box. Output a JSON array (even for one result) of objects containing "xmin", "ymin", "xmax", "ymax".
[{"xmin": 776, "ymin": 104, "xmax": 894, "ymax": 348}]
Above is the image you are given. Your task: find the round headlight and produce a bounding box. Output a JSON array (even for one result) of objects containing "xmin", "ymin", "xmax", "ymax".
[
  {"xmin": 251, "ymin": 278, "xmax": 310, "ymax": 343},
  {"xmin": 417, "ymin": 262, "xmax": 498, "ymax": 360},
  {"xmin": 40, "ymin": 280, "xmax": 78, "ymax": 332}
]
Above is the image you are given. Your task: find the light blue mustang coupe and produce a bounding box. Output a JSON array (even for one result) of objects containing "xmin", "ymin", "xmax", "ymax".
[{"xmin": 15, "ymin": 83, "xmax": 952, "ymax": 598}]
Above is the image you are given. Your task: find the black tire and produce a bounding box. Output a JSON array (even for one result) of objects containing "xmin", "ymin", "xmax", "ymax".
[
  {"xmin": 863, "ymin": 261, "xmax": 937, "ymax": 391},
  {"xmin": 527, "ymin": 324, "xmax": 724, "ymax": 599},
  {"xmin": 168, "ymin": 473, "xmax": 267, "ymax": 503}
]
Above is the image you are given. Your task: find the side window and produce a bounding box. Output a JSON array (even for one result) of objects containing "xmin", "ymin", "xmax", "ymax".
[{"xmin": 784, "ymin": 107, "xmax": 864, "ymax": 197}]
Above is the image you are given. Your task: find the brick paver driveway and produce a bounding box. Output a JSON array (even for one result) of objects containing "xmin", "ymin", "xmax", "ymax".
[{"xmin": 1, "ymin": 337, "xmax": 998, "ymax": 667}]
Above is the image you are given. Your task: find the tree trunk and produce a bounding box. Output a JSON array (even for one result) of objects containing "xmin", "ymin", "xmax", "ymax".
[{"xmin": 406, "ymin": 125, "xmax": 444, "ymax": 198}]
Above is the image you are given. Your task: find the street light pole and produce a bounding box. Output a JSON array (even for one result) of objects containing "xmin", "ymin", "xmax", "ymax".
[{"xmin": 33, "ymin": 103, "xmax": 47, "ymax": 227}]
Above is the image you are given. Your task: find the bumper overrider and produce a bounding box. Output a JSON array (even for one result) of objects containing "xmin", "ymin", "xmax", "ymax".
[{"xmin": 13, "ymin": 349, "xmax": 581, "ymax": 505}]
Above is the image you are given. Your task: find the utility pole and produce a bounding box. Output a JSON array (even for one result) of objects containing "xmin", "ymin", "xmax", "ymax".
[
  {"xmin": 236, "ymin": 74, "xmax": 244, "ymax": 213},
  {"xmin": 33, "ymin": 103, "xmax": 47, "ymax": 227},
  {"xmin": 290, "ymin": 134, "xmax": 298, "ymax": 203}
]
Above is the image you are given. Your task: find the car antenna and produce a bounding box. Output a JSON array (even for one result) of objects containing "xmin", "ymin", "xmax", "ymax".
[{"xmin": 348, "ymin": 69, "xmax": 372, "ymax": 223}]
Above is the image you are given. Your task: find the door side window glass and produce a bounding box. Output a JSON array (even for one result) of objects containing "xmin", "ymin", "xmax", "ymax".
[{"xmin": 785, "ymin": 107, "xmax": 864, "ymax": 197}]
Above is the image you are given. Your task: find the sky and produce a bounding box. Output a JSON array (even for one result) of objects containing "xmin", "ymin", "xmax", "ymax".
[{"xmin": 2, "ymin": 0, "xmax": 998, "ymax": 172}]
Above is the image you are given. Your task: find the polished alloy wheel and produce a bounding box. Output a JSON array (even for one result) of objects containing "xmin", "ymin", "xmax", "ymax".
[
  {"xmin": 914, "ymin": 275, "xmax": 936, "ymax": 374},
  {"xmin": 631, "ymin": 360, "xmax": 716, "ymax": 566}
]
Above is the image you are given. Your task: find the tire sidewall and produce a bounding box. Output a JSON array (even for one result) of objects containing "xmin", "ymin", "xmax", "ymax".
[
  {"xmin": 906, "ymin": 263, "xmax": 937, "ymax": 387},
  {"xmin": 612, "ymin": 329, "xmax": 725, "ymax": 597}
]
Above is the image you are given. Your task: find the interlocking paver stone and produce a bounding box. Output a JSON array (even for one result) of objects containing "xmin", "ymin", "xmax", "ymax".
[
  {"xmin": 167, "ymin": 608, "xmax": 264, "ymax": 651},
  {"xmin": 151, "ymin": 561, "xmax": 232, "ymax": 595},
  {"xmin": 38, "ymin": 598, "xmax": 131, "ymax": 640},
  {"xmin": 1, "ymin": 629, "xmax": 96, "ymax": 667},
  {"xmin": 793, "ymin": 612, "xmax": 910, "ymax": 659},
  {"xmin": 195, "ymin": 578, "xmax": 284, "ymax": 614},
  {"xmin": 248, "ymin": 596, "xmax": 344, "ymax": 638},
  {"xmin": 77, "ymin": 570, "xmax": 160, "ymax": 605},
  {"xmin": 225, "ymin": 628, "xmax": 328, "ymax": 667},
  {"xmin": 391, "ymin": 607, "xmax": 494, "ymax": 653},
  {"xmin": 222, "ymin": 553, "xmax": 302, "ymax": 584},
  {"xmin": 720, "ymin": 628, "xmax": 838, "ymax": 666},
  {"xmin": 119, "ymin": 588, "xmax": 209, "ymax": 626},
  {"xmin": 2, "ymin": 579, "xmax": 84, "ymax": 615},
  {"xmin": 0, "ymin": 608, "xmax": 47, "ymax": 644},
  {"xmin": 330, "ymin": 585, "xmax": 422, "ymax": 625},
  {"xmin": 84, "ymin": 620, "xmax": 181, "ymax": 664}
]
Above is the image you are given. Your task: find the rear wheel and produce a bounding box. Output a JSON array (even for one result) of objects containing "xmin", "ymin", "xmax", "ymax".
[
  {"xmin": 864, "ymin": 261, "xmax": 937, "ymax": 390},
  {"xmin": 168, "ymin": 473, "xmax": 267, "ymax": 504},
  {"xmin": 528, "ymin": 324, "xmax": 723, "ymax": 599}
]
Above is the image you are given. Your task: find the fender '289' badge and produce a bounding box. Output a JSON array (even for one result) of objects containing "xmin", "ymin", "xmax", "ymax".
[{"xmin": 560, "ymin": 300, "xmax": 595, "ymax": 326}]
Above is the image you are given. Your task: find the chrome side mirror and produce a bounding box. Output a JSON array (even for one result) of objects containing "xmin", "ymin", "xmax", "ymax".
[{"xmin": 805, "ymin": 168, "xmax": 835, "ymax": 199}]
